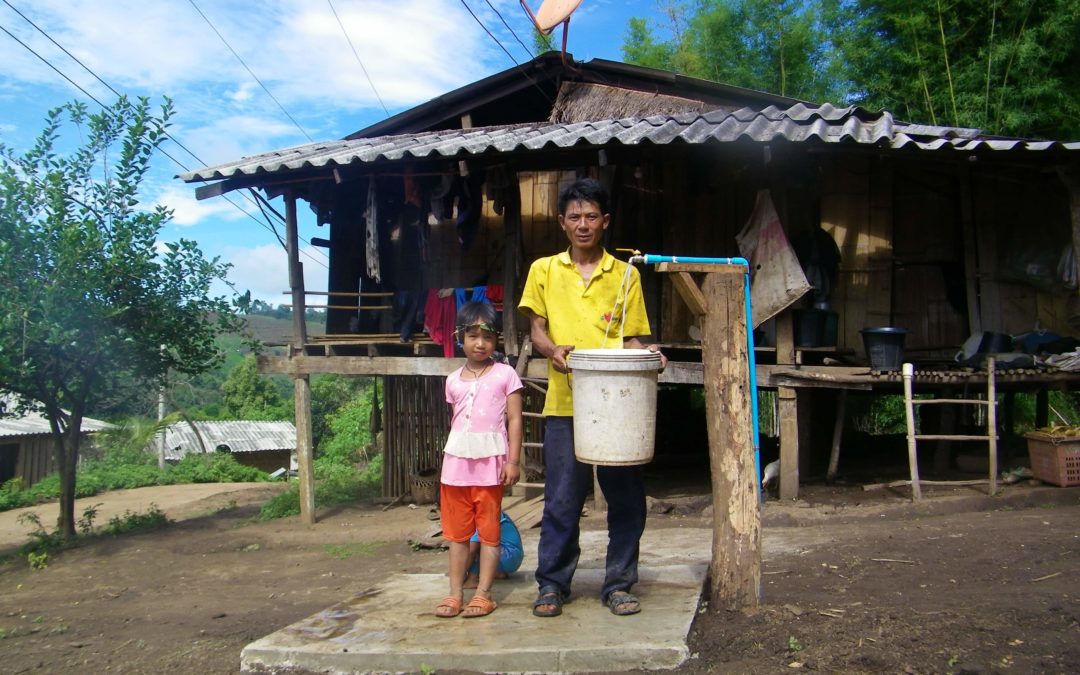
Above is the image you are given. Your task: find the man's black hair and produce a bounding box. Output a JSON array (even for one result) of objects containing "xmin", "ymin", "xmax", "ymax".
[
  {"xmin": 455, "ymin": 301, "xmax": 501, "ymax": 333},
  {"xmin": 558, "ymin": 177, "xmax": 609, "ymax": 216}
]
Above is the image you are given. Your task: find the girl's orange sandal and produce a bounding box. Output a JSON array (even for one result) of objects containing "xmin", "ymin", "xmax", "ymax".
[
  {"xmin": 434, "ymin": 596, "xmax": 463, "ymax": 618},
  {"xmin": 461, "ymin": 595, "xmax": 497, "ymax": 618}
]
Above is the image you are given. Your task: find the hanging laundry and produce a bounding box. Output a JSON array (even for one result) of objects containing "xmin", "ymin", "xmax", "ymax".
[
  {"xmin": 735, "ymin": 190, "xmax": 812, "ymax": 328},
  {"xmin": 364, "ymin": 177, "xmax": 382, "ymax": 283},
  {"xmin": 424, "ymin": 289, "xmax": 457, "ymax": 358}
]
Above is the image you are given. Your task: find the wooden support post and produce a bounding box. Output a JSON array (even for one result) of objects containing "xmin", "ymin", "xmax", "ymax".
[
  {"xmin": 902, "ymin": 363, "xmax": 923, "ymax": 502},
  {"xmin": 503, "ymin": 173, "xmax": 521, "ymax": 356},
  {"xmin": 284, "ymin": 190, "xmax": 308, "ymax": 351},
  {"xmin": 701, "ymin": 268, "xmax": 760, "ymax": 609},
  {"xmin": 775, "ymin": 310, "xmax": 799, "ymax": 500},
  {"xmin": 987, "ymin": 358, "xmax": 998, "ymax": 496},
  {"xmin": 959, "ymin": 165, "xmax": 982, "ymax": 335},
  {"xmin": 294, "ymin": 375, "xmax": 316, "ymax": 524},
  {"xmin": 1035, "ymin": 388, "xmax": 1049, "ymax": 428},
  {"xmin": 777, "ymin": 387, "xmax": 799, "ymax": 500},
  {"xmin": 826, "ymin": 389, "xmax": 847, "ymax": 482}
]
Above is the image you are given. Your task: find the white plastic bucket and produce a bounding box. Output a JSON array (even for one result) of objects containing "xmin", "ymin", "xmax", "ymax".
[{"xmin": 569, "ymin": 348, "xmax": 662, "ymax": 465}]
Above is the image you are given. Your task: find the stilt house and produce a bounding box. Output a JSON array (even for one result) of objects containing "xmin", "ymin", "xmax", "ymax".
[{"xmin": 181, "ymin": 53, "xmax": 1080, "ymax": 508}]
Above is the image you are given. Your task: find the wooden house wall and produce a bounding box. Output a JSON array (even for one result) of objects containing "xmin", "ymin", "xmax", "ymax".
[
  {"xmin": 382, "ymin": 376, "xmax": 450, "ymax": 497},
  {"xmin": 12, "ymin": 434, "xmax": 55, "ymax": 487},
  {"xmin": 820, "ymin": 155, "xmax": 1076, "ymax": 359},
  {"xmin": 973, "ymin": 169, "xmax": 1075, "ymax": 336},
  {"xmin": 820, "ymin": 154, "xmax": 892, "ymax": 356}
]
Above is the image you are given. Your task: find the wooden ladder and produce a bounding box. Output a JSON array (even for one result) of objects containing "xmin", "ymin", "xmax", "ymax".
[{"xmin": 902, "ymin": 358, "xmax": 998, "ymax": 502}]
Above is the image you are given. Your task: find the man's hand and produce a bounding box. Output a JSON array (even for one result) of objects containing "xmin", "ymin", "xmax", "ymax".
[
  {"xmin": 552, "ymin": 345, "xmax": 575, "ymax": 373},
  {"xmin": 647, "ymin": 343, "xmax": 668, "ymax": 371}
]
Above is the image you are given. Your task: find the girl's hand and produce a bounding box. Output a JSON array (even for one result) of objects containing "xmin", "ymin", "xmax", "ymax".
[{"xmin": 502, "ymin": 462, "xmax": 521, "ymax": 486}]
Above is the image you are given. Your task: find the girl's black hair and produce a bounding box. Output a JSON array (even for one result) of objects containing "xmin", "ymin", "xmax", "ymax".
[{"xmin": 455, "ymin": 301, "xmax": 500, "ymax": 334}]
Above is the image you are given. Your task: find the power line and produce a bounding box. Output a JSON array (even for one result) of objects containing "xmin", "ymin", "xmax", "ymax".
[
  {"xmin": 186, "ymin": 0, "xmax": 315, "ymax": 143},
  {"xmin": 458, "ymin": 0, "xmax": 551, "ymax": 103},
  {"xmin": 327, "ymin": 0, "xmax": 389, "ymax": 117},
  {"xmin": 0, "ymin": 13, "xmax": 330, "ymax": 271},
  {"xmin": 484, "ymin": 0, "xmax": 535, "ymax": 59}
]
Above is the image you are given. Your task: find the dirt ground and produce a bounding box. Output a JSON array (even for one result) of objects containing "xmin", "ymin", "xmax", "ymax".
[{"xmin": 0, "ymin": 479, "xmax": 1078, "ymax": 674}]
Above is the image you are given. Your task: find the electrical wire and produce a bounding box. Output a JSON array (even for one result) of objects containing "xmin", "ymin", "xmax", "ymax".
[
  {"xmin": 483, "ymin": 0, "xmax": 534, "ymax": 59},
  {"xmin": 458, "ymin": 0, "xmax": 551, "ymax": 103},
  {"xmin": 186, "ymin": 0, "xmax": 315, "ymax": 143},
  {"xmin": 327, "ymin": 0, "xmax": 389, "ymax": 117}
]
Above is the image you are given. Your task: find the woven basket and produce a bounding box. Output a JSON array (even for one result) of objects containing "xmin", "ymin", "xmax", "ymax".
[{"xmin": 410, "ymin": 468, "xmax": 439, "ymax": 505}]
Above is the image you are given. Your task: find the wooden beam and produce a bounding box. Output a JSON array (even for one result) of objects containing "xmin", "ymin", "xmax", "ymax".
[
  {"xmin": 701, "ymin": 267, "xmax": 760, "ymax": 610},
  {"xmin": 669, "ymin": 272, "xmax": 708, "ymax": 317}
]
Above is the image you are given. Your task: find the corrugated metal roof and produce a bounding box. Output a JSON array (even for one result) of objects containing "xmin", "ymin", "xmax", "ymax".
[
  {"xmin": 158, "ymin": 421, "xmax": 296, "ymax": 461},
  {"xmin": 179, "ymin": 104, "xmax": 1080, "ymax": 183},
  {"xmin": 0, "ymin": 394, "xmax": 113, "ymax": 438}
]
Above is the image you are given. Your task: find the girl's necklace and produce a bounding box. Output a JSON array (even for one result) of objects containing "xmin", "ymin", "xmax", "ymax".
[{"xmin": 464, "ymin": 360, "xmax": 491, "ymax": 379}]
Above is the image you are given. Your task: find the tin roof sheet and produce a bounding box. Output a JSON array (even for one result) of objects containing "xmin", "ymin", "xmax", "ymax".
[
  {"xmin": 179, "ymin": 104, "xmax": 1080, "ymax": 183},
  {"xmin": 158, "ymin": 421, "xmax": 297, "ymax": 460},
  {"xmin": 0, "ymin": 395, "xmax": 113, "ymax": 438}
]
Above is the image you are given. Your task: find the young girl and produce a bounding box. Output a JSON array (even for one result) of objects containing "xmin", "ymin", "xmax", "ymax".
[{"xmin": 434, "ymin": 301, "xmax": 524, "ymax": 618}]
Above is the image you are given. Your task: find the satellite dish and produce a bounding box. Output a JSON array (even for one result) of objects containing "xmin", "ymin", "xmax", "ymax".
[
  {"xmin": 530, "ymin": 0, "xmax": 583, "ymax": 33},
  {"xmin": 520, "ymin": 0, "xmax": 583, "ymax": 67}
]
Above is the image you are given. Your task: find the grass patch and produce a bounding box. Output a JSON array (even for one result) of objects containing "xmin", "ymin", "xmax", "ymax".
[
  {"xmin": 323, "ymin": 541, "xmax": 384, "ymax": 559},
  {"xmin": 259, "ymin": 454, "xmax": 383, "ymax": 520},
  {"xmin": 14, "ymin": 503, "xmax": 172, "ymax": 569},
  {"xmin": 0, "ymin": 453, "xmax": 267, "ymax": 513}
]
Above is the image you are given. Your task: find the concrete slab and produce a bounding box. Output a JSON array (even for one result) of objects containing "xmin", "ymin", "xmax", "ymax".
[
  {"xmin": 241, "ymin": 524, "xmax": 821, "ymax": 673},
  {"xmin": 242, "ymin": 564, "xmax": 707, "ymax": 674}
]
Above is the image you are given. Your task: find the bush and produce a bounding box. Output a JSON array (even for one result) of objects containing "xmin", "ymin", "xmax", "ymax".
[
  {"xmin": 165, "ymin": 452, "xmax": 266, "ymax": 484},
  {"xmin": 259, "ymin": 453, "xmax": 383, "ymax": 520}
]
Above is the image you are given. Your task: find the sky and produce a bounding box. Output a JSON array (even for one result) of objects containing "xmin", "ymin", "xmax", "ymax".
[{"xmin": 0, "ymin": 0, "xmax": 670, "ymax": 303}]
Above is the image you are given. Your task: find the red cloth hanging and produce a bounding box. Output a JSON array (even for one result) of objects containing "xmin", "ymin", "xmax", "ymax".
[{"xmin": 424, "ymin": 289, "xmax": 457, "ymax": 358}]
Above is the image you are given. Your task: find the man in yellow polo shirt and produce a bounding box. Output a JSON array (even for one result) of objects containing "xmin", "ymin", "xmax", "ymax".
[{"xmin": 519, "ymin": 177, "xmax": 665, "ymax": 618}]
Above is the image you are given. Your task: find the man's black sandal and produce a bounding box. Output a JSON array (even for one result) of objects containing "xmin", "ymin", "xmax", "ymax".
[
  {"xmin": 605, "ymin": 591, "xmax": 641, "ymax": 616},
  {"xmin": 532, "ymin": 588, "xmax": 564, "ymax": 617}
]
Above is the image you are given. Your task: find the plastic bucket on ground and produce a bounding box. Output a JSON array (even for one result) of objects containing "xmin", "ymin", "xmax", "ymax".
[
  {"xmin": 860, "ymin": 327, "xmax": 908, "ymax": 371},
  {"xmin": 568, "ymin": 348, "xmax": 662, "ymax": 465}
]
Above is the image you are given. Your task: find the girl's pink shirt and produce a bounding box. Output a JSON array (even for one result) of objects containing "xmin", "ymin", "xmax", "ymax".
[{"xmin": 441, "ymin": 361, "xmax": 523, "ymax": 486}]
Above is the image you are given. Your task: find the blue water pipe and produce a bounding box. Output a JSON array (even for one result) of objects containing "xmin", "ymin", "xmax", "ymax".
[{"xmin": 628, "ymin": 253, "xmax": 762, "ymax": 499}]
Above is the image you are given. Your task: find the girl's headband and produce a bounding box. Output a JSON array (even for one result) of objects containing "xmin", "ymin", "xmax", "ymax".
[{"xmin": 455, "ymin": 321, "xmax": 500, "ymax": 335}]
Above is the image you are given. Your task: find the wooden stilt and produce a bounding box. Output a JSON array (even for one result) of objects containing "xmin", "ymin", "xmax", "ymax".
[
  {"xmin": 826, "ymin": 389, "xmax": 847, "ymax": 482},
  {"xmin": 987, "ymin": 358, "xmax": 998, "ymax": 496},
  {"xmin": 295, "ymin": 375, "xmax": 315, "ymax": 524}
]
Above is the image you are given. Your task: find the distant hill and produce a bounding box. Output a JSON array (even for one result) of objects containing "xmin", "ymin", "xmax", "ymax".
[{"xmin": 242, "ymin": 314, "xmax": 325, "ymax": 347}]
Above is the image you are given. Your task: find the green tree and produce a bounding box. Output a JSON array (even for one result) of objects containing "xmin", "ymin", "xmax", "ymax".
[
  {"xmin": 221, "ymin": 355, "xmax": 291, "ymax": 421},
  {"xmin": 0, "ymin": 97, "xmax": 245, "ymax": 538},
  {"xmin": 310, "ymin": 374, "xmax": 370, "ymax": 451},
  {"xmin": 824, "ymin": 0, "xmax": 1080, "ymax": 137},
  {"xmin": 622, "ymin": 0, "xmax": 842, "ymax": 101}
]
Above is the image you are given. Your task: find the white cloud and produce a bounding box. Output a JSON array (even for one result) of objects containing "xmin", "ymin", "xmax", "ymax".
[
  {"xmin": 152, "ymin": 183, "xmax": 245, "ymax": 227},
  {"xmin": 221, "ymin": 243, "xmax": 327, "ymax": 304}
]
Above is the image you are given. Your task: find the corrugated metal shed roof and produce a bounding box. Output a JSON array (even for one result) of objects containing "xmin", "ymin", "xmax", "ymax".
[
  {"xmin": 180, "ymin": 104, "xmax": 1080, "ymax": 183},
  {"xmin": 159, "ymin": 421, "xmax": 296, "ymax": 461},
  {"xmin": 0, "ymin": 394, "xmax": 113, "ymax": 438}
]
